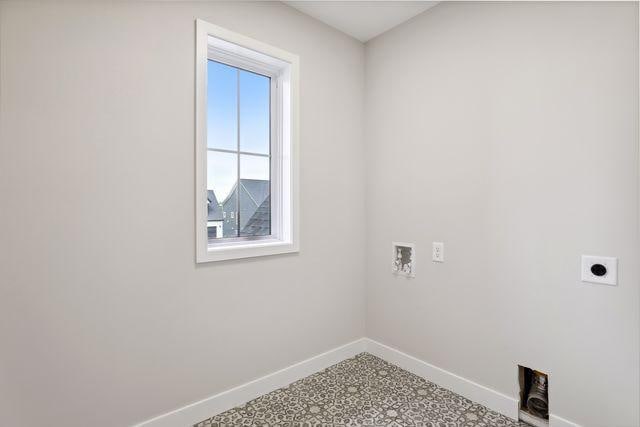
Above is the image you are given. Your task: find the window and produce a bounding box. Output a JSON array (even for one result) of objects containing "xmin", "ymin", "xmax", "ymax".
[
  {"xmin": 196, "ymin": 20, "xmax": 299, "ymax": 262},
  {"xmin": 207, "ymin": 61, "xmax": 271, "ymax": 240}
]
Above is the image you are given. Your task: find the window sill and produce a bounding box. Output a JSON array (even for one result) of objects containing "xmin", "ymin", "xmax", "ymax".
[{"xmin": 197, "ymin": 238, "xmax": 298, "ymax": 263}]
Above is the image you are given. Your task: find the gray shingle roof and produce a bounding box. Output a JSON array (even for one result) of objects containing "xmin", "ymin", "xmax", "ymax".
[
  {"xmin": 207, "ymin": 190, "xmax": 223, "ymax": 221},
  {"xmin": 208, "ymin": 179, "xmax": 270, "ymax": 237},
  {"xmin": 238, "ymin": 179, "xmax": 270, "ymax": 231},
  {"xmin": 241, "ymin": 195, "xmax": 271, "ymax": 237}
]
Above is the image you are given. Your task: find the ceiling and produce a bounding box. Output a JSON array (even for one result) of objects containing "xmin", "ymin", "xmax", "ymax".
[{"xmin": 284, "ymin": 1, "xmax": 439, "ymax": 43}]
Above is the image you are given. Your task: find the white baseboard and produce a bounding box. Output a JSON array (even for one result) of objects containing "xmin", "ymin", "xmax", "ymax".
[
  {"xmin": 133, "ymin": 336, "xmax": 582, "ymax": 427},
  {"xmin": 364, "ymin": 339, "xmax": 582, "ymax": 427},
  {"xmin": 133, "ymin": 338, "xmax": 367, "ymax": 427},
  {"xmin": 549, "ymin": 414, "xmax": 582, "ymax": 427}
]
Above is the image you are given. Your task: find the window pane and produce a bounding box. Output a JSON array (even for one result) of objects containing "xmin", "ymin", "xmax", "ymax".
[
  {"xmin": 207, "ymin": 61, "xmax": 237, "ymax": 151},
  {"xmin": 239, "ymin": 155, "xmax": 270, "ymax": 237},
  {"xmin": 240, "ymin": 70, "xmax": 270, "ymax": 155},
  {"xmin": 207, "ymin": 151, "xmax": 238, "ymax": 239}
]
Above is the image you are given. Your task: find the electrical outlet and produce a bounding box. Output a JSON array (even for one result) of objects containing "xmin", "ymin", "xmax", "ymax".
[
  {"xmin": 581, "ymin": 255, "xmax": 617, "ymax": 286},
  {"xmin": 432, "ymin": 242, "xmax": 444, "ymax": 262}
]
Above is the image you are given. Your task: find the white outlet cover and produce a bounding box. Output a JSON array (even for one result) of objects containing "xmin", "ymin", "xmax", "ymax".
[
  {"xmin": 581, "ymin": 255, "xmax": 617, "ymax": 286},
  {"xmin": 432, "ymin": 242, "xmax": 444, "ymax": 263}
]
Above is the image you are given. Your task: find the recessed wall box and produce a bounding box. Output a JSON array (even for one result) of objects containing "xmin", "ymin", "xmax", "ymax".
[
  {"xmin": 581, "ymin": 255, "xmax": 617, "ymax": 286},
  {"xmin": 518, "ymin": 365, "xmax": 549, "ymax": 427}
]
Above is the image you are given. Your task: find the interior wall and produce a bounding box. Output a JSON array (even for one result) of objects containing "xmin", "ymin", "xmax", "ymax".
[
  {"xmin": 2, "ymin": 2, "xmax": 639, "ymax": 427},
  {"xmin": 0, "ymin": 1, "xmax": 366, "ymax": 426},
  {"xmin": 364, "ymin": 2, "xmax": 639, "ymax": 427}
]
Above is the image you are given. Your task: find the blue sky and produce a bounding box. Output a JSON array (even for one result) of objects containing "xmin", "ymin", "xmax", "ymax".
[{"xmin": 207, "ymin": 60, "xmax": 270, "ymax": 202}]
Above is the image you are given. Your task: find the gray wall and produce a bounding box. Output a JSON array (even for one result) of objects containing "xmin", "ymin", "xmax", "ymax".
[
  {"xmin": 2, "ymin": 2, "xmax": 638, "ymax": 427},
  {"xmin": 0, "ymin": 1, "xmax": 365, "ymax": 426},
  {"xmin": 364, "ymin": 2, "xmax": 638, "ymax": 426}
]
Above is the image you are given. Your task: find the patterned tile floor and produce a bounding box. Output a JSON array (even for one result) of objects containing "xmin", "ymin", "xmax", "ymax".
[{"xmin": 195, "ymin": 353, "xmax": 529, "ymax": 427}]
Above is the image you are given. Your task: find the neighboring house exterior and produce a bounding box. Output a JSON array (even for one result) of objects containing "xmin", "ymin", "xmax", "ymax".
[
  {"xmin": 207, "ymin": 179, "xmax": 271, "ymax": 240},
  {"xmin": 206, "ymin": 191, "xmax": 224, "ymax": 240}
]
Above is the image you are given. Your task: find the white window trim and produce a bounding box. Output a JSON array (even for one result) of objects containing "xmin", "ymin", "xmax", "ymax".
[{"xmin": 195, "ymin": 19, "xmax": 299, "ymax": 263}]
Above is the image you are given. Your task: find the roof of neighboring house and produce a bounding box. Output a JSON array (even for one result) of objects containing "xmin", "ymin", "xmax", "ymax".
[
  {"xmin": 238, "ymin": 179, "xmax": 270, "ymax": 207},
  {"xmin": 208, "ymin": 180, "xmax": 270, "ymax": 236},
  {"xmin": 241, "ymin": 195, "xmax": 271, "ymax": 237},
  {"xmin": 207, "ymin": 190, "xmax": 224, "ymax": 221},
  {"xmin": 237, "ymin": 179, "xmax": 269, "ymax": 231}
]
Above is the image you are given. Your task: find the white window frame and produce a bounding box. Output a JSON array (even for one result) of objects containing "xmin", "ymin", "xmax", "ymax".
[{"xmin": 195, "ymin": 19, "xmax": 299, "ymax": 263}]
